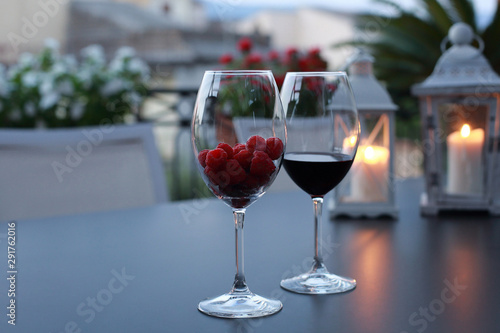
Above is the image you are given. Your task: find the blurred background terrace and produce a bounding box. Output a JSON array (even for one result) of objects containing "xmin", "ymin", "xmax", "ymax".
[{"xmin": 0, "ymin": 0, "xmax": 497, "ymax": 199}]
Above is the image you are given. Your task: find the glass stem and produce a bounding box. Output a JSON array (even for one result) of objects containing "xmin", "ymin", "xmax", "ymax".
[
  {"xmin": 232, "ymin": 208, "xmax": 248, "ymax": 292},
  {"xmin": 312, "ymin": 197, "xmax": 324, "ymax": 268}
]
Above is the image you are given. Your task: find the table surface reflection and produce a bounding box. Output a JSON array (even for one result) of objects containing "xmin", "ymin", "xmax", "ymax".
[{"xmin": 0, "ymin": 178, "xmax": 499, "ymax": 333}]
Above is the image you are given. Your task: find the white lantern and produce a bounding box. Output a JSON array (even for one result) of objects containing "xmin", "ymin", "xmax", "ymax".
[
  {"xmin": 331, "ymin": 50, "xmax": 398, "ymax": 219},
  {"xmin": 412, "ymin": 23, "xmax": 500, "ymax": 215}
]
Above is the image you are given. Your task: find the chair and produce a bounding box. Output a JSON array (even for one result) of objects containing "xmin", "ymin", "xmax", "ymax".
[{"xmin": 0, "ymin": 123, "xmax": 168, "ymax": 221}]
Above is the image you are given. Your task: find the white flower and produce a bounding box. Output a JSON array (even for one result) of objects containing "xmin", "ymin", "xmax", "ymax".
[
  {"xmin": 55, "ymin": 106, "xmax": 66, "ymax": 119},
  {"xmin": 44, "ymin": 38, "xmax": 60, "ymax": 51},
  {"xmin": 57, "ymin": 79, "xmax": 74, "ymax": 96},
  {"xmin": 115, "ymin": 46, "xmax": 136, "ymax": 60},
  {"xmin": 18, "ymin": 53, "xmax": 36, "ymax": 67},
  {"xmin": 128, "ymin": 58, "xmax": 150, "ymax": 77},
  {"xmin": 81, "ymin": 45, "xmax": 105, "ymax": 63},
  {"xmin": 24, "ymin": 102, "xmax": 36, "ymax": 116},
  {"xmin": 22, "ymin": 72, "xmax": 39, "ymax": 88},
  {"xmin": 77, "ymin": 69, "xmax": 94, "ymax": 90},
  {"xmin": 40, "ymin": 76, "xmax": 55, "ymax": 96},
  {"xmin": 109, "ymin": 58, "xmax": 125, "ymax": 73},
  {"xmin": 70, "ymin": 102, "xmax": 85, "ymax": 120},
  {"xmin": 7, "ymin": 65, "xmax": 21, "ymax": 79},
  {"xmin": 63, "ymin": 55, "xmax": 78, "ymax": 70},
  {"xmin": 0, "ymin": 80, "xmax": 10, "ymax": 97},
  {"xmin": 100, "ymin": 78, "xmax": 126, "ymax": 96},
  {"xmin": 40, "ymin": 92, "xmax": 60, "ymax": 110},
  {"xmin": 51, "ymin": 63, "xmax": 67, "ymax": 77}
]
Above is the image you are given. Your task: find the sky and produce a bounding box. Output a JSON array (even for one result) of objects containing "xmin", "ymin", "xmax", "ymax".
[
  {"xmin": 217, "ymin": 0, "xmax": 495, "ymax": 12},
  {"xmin": 203, "ymin": 0, "xmax": 497, "ymax": 28}
]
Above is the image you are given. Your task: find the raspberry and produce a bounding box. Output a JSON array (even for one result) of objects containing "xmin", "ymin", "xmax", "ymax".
[
  {"xmin": 242, "ymin": 174, "xmax": 270, "ymax": 193},
  {"xmin": 266, "ymin": 137, "xmax": 284, "ymax": 160},
  {"xmin": 225, "ymin": 159, "xmax": 246, "ymax": 185},
  {"xmin": 242, "ymin": 174, "xmax": 261, "ymax": 192},
  {"xmin": 217, "ymin": 143, "xmax": 234, "ymax": 159},
  {"xmin": 258, "ymin": 174, "xmax": 271, "ymax": 186},
  {"xmin": 206, "ymin": 140, "xmax": 278, "ymax": 199},
  {"xmin": 204, "ymin": 166, "xmax": 230, "ymax": 188},
  {"xmin": 250, "ymin": 151, "xmax": 276, "ymax": 176},
  {"xmin": 198, "ymin": 149, "xmax": 209, "ymax": 168},
  {"xmin": 246, "ymin": 135, "xmax": 266, "ymax": 153},
  {"xmin": 231, "ymin": 198, "xmax": 250, "ymax": 208},
  {"xmin": 233, "ymin": 143, "xmax": 246, "ymax": 155},
  {"xmin": 233, "ymin": 149, "xmax": 253, "ymax": 170},
  {"xmin": 205, "ymin": 148, "xmax": 227, "ymax": 171}
]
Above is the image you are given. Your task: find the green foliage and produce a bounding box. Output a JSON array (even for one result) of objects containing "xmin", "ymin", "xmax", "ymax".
[
  {"xmin": 216, "ymin": 76, "xmax": 275, "ymax": 118},
  {"xmin": 335, "ymin": 0, "xmax": 500, "ymax": 139}
]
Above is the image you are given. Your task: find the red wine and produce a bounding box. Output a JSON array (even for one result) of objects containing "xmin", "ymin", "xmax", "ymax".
[{"xmin": 283, "ymin": 152, "xmax": 353, "ymax": 196}]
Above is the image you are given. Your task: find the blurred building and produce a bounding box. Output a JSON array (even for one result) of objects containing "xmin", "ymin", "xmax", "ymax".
[
  {"xmin": 0, "ymin": 1, "xmax": 356, "ymax": 86},
  {"xmin": 95, "ymin": 0, "xmax": 208, "ymax": 29},
  {"xmin": 0, "ymin": 0, "xmax": 70, "ymax": 64},
  {"xmin": 229, "ymin": 6, "xmax": 356, "ymax": 69},
  {"xmin": 67, "ymin": 0, "xmax": 270, "ymax": 88}
]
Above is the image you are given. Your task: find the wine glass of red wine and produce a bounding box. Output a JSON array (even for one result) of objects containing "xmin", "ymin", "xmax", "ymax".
[
  {"xmin": 279, "ymin": 71, "xmax": 359, "ymax": 294},
  {"xmin": 191, "ymin": 70, "xmax": 286, "ymax": 317}
]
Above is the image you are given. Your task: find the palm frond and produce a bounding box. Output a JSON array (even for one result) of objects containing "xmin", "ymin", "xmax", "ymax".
[
  {"xmin": 448, "ymin": 0, "xmax": 477, "ymax": 29},
  {"xmin": 481, "ymin": 2, "xmax": 500, "ymax": 74},
  {"xmin": 421, "ymin": 0, "xmax": 454, "ymax": 34},
  {"xmin": 330, "ymin": 0, "xmax": 500, "ymax": 135},
  {"xmin": 355, "ymin": 14, "xmax": 441, "ymax": 47}
]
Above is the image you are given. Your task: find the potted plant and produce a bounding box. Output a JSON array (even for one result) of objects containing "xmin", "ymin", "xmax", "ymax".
[{"xmin": 0, "ymin": 39, "xmax": 150, "ymax": 129}]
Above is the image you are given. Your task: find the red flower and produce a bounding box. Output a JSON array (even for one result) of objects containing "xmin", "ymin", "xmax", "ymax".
[
  {"xmin": 237, "ymin": 37, "xmax": 253, "ymax": 53},
  {"xmin": 219, "ymin": 53, "xmax": 233, "ymax": 65},
  {"xmin": 308, "ymin": 47, "xmax": 321, "ymax": 57},
  {"xmin": 244, "ymin": 52, "xmax": 263, "ymax": 67},
  {"xmin": 298, "ymin": 58, "xmax": 309, "ymax": 71},
  {"xmin": 217, "ymin": 41, "xmax": 329, "ymax": 90},
  {"xmin": 285, "ymin": 47, "xmax": 298, "ymax": 59},
  {"xmin": 326, "ymin": 83, "xmax": 337, "ymax": 93},
  {"xmin": 306, "ymin": 57, "xmax": 328, "ymax": 71},
  {"xmin": 268, "ymin": 50, "xmax": 280, "ymax": 61},
  {"xmin": 304, "ymin": 47, "xmax": 327, "ymax": 71}
]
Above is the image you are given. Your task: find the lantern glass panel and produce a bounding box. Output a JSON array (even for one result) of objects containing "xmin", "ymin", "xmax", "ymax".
[
  {"xmin": 338, "ymin": 113, "xmax": 390, "ymax": 203},
  {"xmin": 437, "ymin": 103, "xmax": 488, "ymax": 196}
]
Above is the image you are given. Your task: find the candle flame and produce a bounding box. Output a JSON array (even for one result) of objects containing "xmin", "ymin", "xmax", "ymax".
[
  {"xmin": 461, "ymin": 124, "xmax": 471, "ymax": 138},
  {"xmin": 350, "ymin": 136, "xmax": 356, "ymax": 146},
  {"xmin": 364, "ymin": 146, "xmax": 375, "ymax": 161}
]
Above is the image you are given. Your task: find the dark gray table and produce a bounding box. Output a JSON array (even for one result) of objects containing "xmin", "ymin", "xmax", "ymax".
[{"xmin": 0, "ymin": 178, "xmax": 499, "ymax": 333}]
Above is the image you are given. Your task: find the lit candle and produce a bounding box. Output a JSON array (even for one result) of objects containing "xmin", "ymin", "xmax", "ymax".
[
  {"xmin": 343, "ymin": 135, "xmax": 357, "ymax": 149},
  {"xmin": 351, "ymin": 145, "xmax": 389, "ymax": 202},
  {"xmin": 446, "ymin": 124, "xmax": 484, "ymax": 195}
]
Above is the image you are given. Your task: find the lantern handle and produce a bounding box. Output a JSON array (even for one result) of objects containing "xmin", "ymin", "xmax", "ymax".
[
  {"xmin": 440, "ymin": 34, "xmax": 484, "ymax": 53},
  {"xmin": 475, "ymin": 35, "xmax": 485, "ymax": 53},
  {"xmin": 440, "ymin": 36, "xmax": 449, "ymax": 53}
]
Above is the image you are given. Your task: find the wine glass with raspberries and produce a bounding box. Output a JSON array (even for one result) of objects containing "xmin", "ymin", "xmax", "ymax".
[
  {"xmin": 191, "ymin": 70, "xmax": 286, "ymax": 318},
  {"xmin": 279, "ymin": 72, "xmax": 359, "ymax": 294}
]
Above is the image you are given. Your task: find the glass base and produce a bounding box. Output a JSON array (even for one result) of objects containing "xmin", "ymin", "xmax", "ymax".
[
  {"xmin": 280, "ymin": 263, "xmax": 356, "ymax": 294},
  {"xmin": 198, "ymin": 288, "xmax": 282, "ymax": 318}
]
